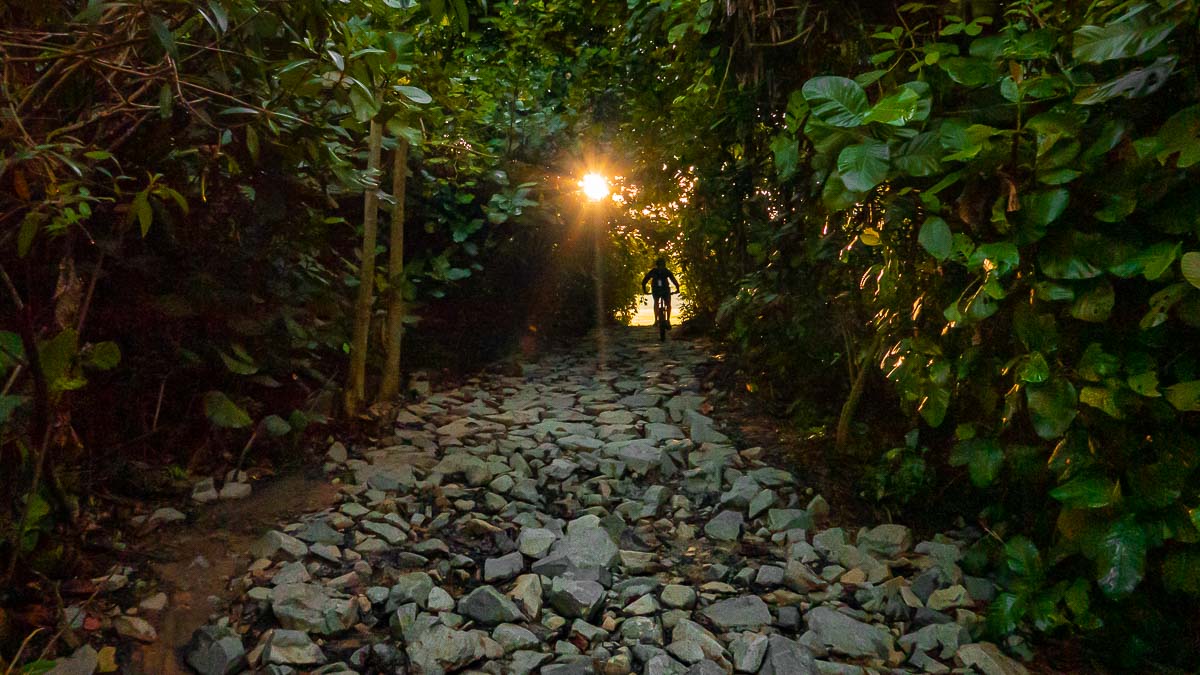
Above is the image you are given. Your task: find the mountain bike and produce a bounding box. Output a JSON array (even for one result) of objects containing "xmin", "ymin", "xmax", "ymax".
[{"xmin": 653, "ymin": 292, "xmax": 677, "ymax": 341}]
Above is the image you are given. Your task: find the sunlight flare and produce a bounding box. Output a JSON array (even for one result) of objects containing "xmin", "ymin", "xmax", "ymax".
[{"xmin": 580, "ymin": 173, "xmax": 610, "ymax": 202}]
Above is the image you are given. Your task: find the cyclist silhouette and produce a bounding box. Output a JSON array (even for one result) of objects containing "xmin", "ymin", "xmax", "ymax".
[{"xmin": 642, "ymin": 258, "xmax": 680, "ymax": 338}]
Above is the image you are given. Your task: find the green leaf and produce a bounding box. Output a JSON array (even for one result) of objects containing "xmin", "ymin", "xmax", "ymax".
[
  {"xmin": 1022, "ymin": 189, "xmax": 1070, "ymax": 228},
  {"xmin": 18, "ymin": 213, "xmax": 39, "ymax": 257},
  {"xmin": 1127, "ymin": 370, "xmax": 1160, "ymax": 397},
  {"xmin": 770, "ymin": 134, "xmax": 799, "ymax": 180},
  {"xmin": 131, "ymin": 192, "xmax": 152, "ymax": 237},
  {"xmin": 83, "ymin": 342, "xmax": 121, "ymax": 370},
  {"xmin": 1073, "ymin": 8, "xmax": 1177, "ymax": 64},
  {"xmin": 1110, "ymin": 242, "xmax": 1179, "ymax": 280},
  {"xmin": 892, "ymin": 132, "xmax": 943, "ymax": 177},
  {"xmin": 147, "ymin": 15, "xmax": 178, "ymax": 59},
  {"xmin": 837, "ymin": 139, "xmax": 890, "ymax": 192},
  {"xmin": 918, "ymin": 384, "xmax": 950, "ymax": 427},
  {"xmin": 1165, "ymin": 380, "xmax": 1200, "ymax": 411},
  {"xmin": 0, "ymin": 395, "xmax": 26, "ymax": 425},
  {"xmin": 986, "ymin": 593, "xmax": 1025, "ymax": 635},
  {"xmin": 950, "ymin": 437, "xmax": 1004, "ymax": 487},
  {"xmin": 918, "ymin": 217, "xmax": 953, "ymax": 260},
  {"xmin": 968, "ymin": 242, "xmax": 1020, "ymax": 276},
  {"xmin": 203, "ymin": 390, "xmax": 252, "ymax": 428},
  {"xmin": 1018, "ymin": 352, "xmax": 1050, "ymax": 383},
  {"xmin": 863, "ymin": 86, "xmax": 923, "ymax": 126},
  {"xmin": 0, "ymin": 331, "xmax": 25, "ymax": 372},
  {"xmin": 1026, "ymin": 378, "xmax": 1078, "ymax": 439},
  {"xmin": 1075, "ymin": 57, "xmax": 1176, "ymax": 105},
  {"xmin": 1180, "ymin": 252, "xmax": 1200, "ymax": 289},
  {"xmin": 1004, "ymin": 535, "xmax": 1042, "ymax": 577},
  {"xmin": 396, "ymin": 85, "xmax": 432, "ymax": 105},
  {"xmin": 262, "ymin": 414, "xmax": 292, "ymax": 437},
  {"xmin": 1070, "ymin": 280, "xmax": 1115, "ymax": 323},
  {"xmin": 1052, "ymin": 473, "xmax": 1120, "ymax": 509},
  {"xmin": 1080, "ymin": 385, "xmax": 1124, "ymax": 418},
  {"xmin": 801, "ymin": 76, "xmax": 869, "ymax": 127},
  {"xmin": 1095, "ymin": 516, "xmax": 1146, "ymax": 598},
  {"xmin": 38, "ymin": 329, "xmax": 79, "ymax": 392}
]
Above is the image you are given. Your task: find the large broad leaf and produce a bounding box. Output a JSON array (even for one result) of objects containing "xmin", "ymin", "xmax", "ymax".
[
  {"xmin": 837, "ymin": 139, "xmax": 890, "ymax": 192},
  {"xmin": 1181, "ymin": 251, "xmax": 1200, "ymax": 288},
  {"xmin": 1051, "ymin": 473, "xmax": 1120, "ymax": 508},
  {"xmin": 1095, "ymin": 516, "xmax": 1146, "ymax": 598},
  {"xmin": 1165, "ymin": 380, "xmax": 1200, "ymax": 411},
  {"xmin": 1075, "ymin": 57, "xmax": 1176, "ymax": 105},
  {"xmin": 918, "ymin": 217, "xmax": 953, "ymax": 260},
  {"xmin": 862, "ymin": 82, "xmax": 929, "ymax": 126},
  {"xmin": 801, "ymin": 76, "xmax": 869, "ymax": 127},
  {"xmin": 939, "ymin": 56, "xmax": 998, "ymax": 87},
  {"xmin": 1026, "ymin": 378, "xmax": 1078, "ymax": 439},
  {"xmin": 892, "ymin": 132, "xmax": 943, "ymax": 177},
  {"xmin": 1022, "ymin": 189, "xmax": 1070, "ymax": 227},
  {"xmin": 968, "ymin": 242, "xmax": 1020, "ymax": 276},
  {"xmin": 950, "ymin": 437, "xmax": 1004, "ymax": 487},
  {"xmin": 1072, "ymin": 6, "xmax": 1177, "ymax": 63},
  {"xmin": 203, "ymin": 390, "xmax": 252, "ymax": 429},
  {"xmin": 918, "ymin": 384, "xmax": 950, "ymax": 427},
  {"xmin": 395, "ymin": 85, "xmax": 432, "ymax": 105},
  {"xmin": 1109, "ymin": 242, "xmax": 1179, "ymax": 280},
  {"xmin": 1070, "ymin": 280, "xmax": 1115, "ymax": 323},
  {"xmin": 770, "ymin": 134, "xmax": 799, "ymax": 180}
]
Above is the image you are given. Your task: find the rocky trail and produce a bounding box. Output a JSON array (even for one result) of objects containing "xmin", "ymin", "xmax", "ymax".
[{"xmin": 51, "ymin": 327, "xmax": 1031, "ymax": 675}]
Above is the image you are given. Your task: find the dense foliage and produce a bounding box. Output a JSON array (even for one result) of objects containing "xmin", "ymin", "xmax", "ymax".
[
  {"xmin": 0, "ymin": 0, "xmax": 635, "ymax": 592},
  {"xmin": 607, "ymin": 0, "xmax": 1200, "ymax": 666}
]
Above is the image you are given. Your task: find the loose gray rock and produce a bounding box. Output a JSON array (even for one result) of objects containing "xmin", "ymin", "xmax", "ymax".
[
  {"xmin": 270, "ymin": 583, "xmax": 358, "ymax": 635},
  {"xmin": 263, "ymin": 630, "xmax": 326, "ymax": 666},
  {"xmin": 759, "ymin": 634, "xmax": 818, "ymax": 675},
  {"xmin": 955, "ymin": 642, "xmax": 1030, "ymax": 675},
  {"xmin": 803, "ymin": 606, "xmax": 893, "ymax": 658},
  {"xmin": 186, "ymin": 625, "xmax": 246, "ymax": 675},
  {"xmin": 484, "ymin": 551, "xmax": 525, "ymax": 583},
  {"xmin": 549, "ymin": 577, "xmax": 605, "ymax": 620},
  {"xmin": 699, "ymin": 595, "xmax": 772, "ymax": 630},
  {"xmin": 660, "ymin": 584, "xmax": 697, "ymax": 609},
  {"xmin": 729, "ymin": 632, "xmax": 768, "ymax": 673},
  {"xmin": 703, "ymin": 511, "xmax": 743, "ymax": 542},
  {"xmin": 249, "ymin": 531, "xmax": 308, "ymax": 560},
  {"xmin": 459, "ymin": 585, "xmax": 524, "ymax": 625}
]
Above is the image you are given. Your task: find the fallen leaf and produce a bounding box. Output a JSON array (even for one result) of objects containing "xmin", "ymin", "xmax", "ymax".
[{"xmin": 97, "ymin": 646, "xmax": 117, "ymax": 672}]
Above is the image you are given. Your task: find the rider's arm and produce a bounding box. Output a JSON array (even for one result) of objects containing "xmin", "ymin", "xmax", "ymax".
[
  {"xmin": 668, "ymin": 271, "xmax": 680, "ymax": 292},
  {"xmin": 641, "ymin": 270, "xmax": 653, "ymax": 293}
]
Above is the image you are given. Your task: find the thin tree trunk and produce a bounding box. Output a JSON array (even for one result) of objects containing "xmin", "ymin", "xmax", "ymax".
[
  {"xmin": 835, "ymin": 333, "xmax": 884, "ymax": 453},
  {"xmin": 378, "ymin": 137, "xmax": 409, "ymax": 401},
  {"xmin": 344, "ymin": 120, "xmax": 384, "ymax": 416}
]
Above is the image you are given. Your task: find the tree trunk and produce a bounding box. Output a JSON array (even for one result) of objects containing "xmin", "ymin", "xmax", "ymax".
[
  {"xmin": 835, "ymin": 333, "xmax": 884, "ymax": 453},
  {"xmin": 344, "ymin": 120, "xmax": 384, "ymax": 416},
  {"xmin": 378, "ymin": 137, "xmax": 409, "ymax": 402}
]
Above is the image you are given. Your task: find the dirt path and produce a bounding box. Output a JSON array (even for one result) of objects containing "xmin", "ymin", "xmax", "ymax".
[{"xmin": 131, "ymin": 473, "xmax": 339, "ymax": 674}]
